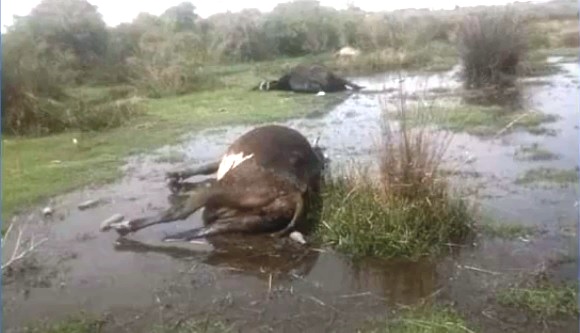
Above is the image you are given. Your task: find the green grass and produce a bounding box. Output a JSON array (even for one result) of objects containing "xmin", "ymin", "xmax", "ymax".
[
  {"xmin": 153, "ymin": 149, "xmax": 188, "ymax": 164},
  {"xmin": 497, "ymin": 283, "xmax": 579, "ymax": 319},
  {"xmin": 478, "ymin": 218, "xmax": 538, "ymax": 239},
  {"xmin": 397, "ymin": 103, "xmax": 559, "ymax": 137},
  {"xmin": 515, "ymin": 167, "xmax": 579, "ymax": 185},
  {"xmin": 364, "ymin": 306, "xmax": 476, "ymax": 333},
  {"xmin": 65, "ymin": 85, "xmax": 137, "ymax": 103},
  {"xmin": 514, "ymin": 143, "xmax": 559, "ymax": 161},
  {"xmin": 2, "ymin": 58, "xmax": 346, "ymax": 221},
  {"xmin": 153, "ymin": 318, "xmax": 233, "ymax": 333},
  {"xmin": 523, "ymin": 47, "xmax": 579, "ymax": 77},
  {"xmin": 22, "ymin": 315, "xmax": 104, "ymax": 333},
  {"xmin": 315, "ymin": 176, "xmax": 473, "ymax": 259}
]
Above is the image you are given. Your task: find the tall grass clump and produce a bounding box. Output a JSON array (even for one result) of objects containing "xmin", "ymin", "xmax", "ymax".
[
  {"xmin": 458, "ymin": 10, "xmax": 529, "ymax": 88},
  {"xmin": 317, "ymin": 85, "xmax": 473, "ymax": 258}
]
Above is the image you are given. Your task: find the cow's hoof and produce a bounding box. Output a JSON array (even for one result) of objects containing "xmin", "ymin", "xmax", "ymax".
[
  {"xmin": 289, "ymin": 231, "xmax": 307, "ymax": 245},
  {"xmin": 100, "ymin": 214, "xmax": 125, "ymax": 232},
  {"xmin": 165, "ymin": 171, "xmax": 183, "ymax": 182},
  {"xmin": 101, "ymin": 219, "xmax": 133, "ymax": 236}
]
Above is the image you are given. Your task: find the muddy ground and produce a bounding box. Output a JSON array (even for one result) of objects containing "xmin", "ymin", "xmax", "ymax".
[{"xmin": 2, "ymin": 60, "xmax": 579, "ymax": 332}]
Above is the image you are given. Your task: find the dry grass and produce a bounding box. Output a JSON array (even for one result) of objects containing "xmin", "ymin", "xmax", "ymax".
[
  {"xmin": 2, "ymin": 221, "xmax": 48, "ymax": 271},
  {"xmin": 378, "ymin": 87, "xmax": 454, "ymax": 200},
  {"xmin": 458, "ymin": 10, "xmax": 528, "ymax": 88}
]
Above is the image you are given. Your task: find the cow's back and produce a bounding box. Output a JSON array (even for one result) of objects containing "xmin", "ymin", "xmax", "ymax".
[{"xmin": 217, "ymin": 125, "xmax": 323, "ymax": 190}]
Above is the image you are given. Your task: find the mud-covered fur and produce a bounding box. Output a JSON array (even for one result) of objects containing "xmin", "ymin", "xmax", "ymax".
[
  {"xmin": 253, "ymin": 64, "xmax": 363, "ymax": 93},
  {"xmin": 101, "ymin": 125, "xmax": 326, "ymax": 243}
]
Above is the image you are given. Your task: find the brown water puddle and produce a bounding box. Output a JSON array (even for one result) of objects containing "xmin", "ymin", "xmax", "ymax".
[{"xmin": 2, "ymin": 61, "xmax": 578, "ymax": 332}]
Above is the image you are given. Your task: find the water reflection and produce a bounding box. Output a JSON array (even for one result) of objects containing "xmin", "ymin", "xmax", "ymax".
[{"xmin": 113, "ymin": 235, "xmax": 320, "ymax": 282}]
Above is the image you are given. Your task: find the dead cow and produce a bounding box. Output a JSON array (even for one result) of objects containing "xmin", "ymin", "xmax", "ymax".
[
  {"xmin": 254, "ymin": 64, "xmax": 363, "ymax": 94},
  {"xmin": 100, "ymin": 125, "xmax": 326, "ymax": 243}
]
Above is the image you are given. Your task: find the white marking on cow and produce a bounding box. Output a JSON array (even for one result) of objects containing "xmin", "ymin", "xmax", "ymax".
[{"xmin": 216, "ymin": 152, "xmax": 255, "ymax": 180}]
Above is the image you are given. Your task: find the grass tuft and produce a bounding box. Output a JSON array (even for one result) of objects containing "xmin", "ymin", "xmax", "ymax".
[
  {"xmin": 458, "ymin": 10, "xmax": 528, "ymax": 88},
  {"xmin": 317, "ymin": 177, "xmax": 472, "ymax": 258},
  {"xmin": 515, "ymin": 167, "xmax": 579, "ymax": 185},
  {"xmin": 364, "ymin": 306, "xmax": 476, "ymax": 333},
  {"xmin": 514, "ymin": 143, "xmax": 559, "ymax": 161},
  {"xmin": 497, "ymin": 283, "xmax": 579, "ymax": 319},
  {"xmin": 316, "ymin": 86, "xmax": 473, "ymax": 258},
  {"xmin": 22, "ymin": 315, "xmax": 105, "ymax": 333}
]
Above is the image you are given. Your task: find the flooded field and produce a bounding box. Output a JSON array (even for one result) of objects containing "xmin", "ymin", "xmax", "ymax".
[{"xmin": 3, "ymin": 60, "xmax": 578, "ymax": 332}]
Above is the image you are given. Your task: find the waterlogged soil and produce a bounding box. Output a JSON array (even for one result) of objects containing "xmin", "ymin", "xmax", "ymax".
[{"xmin": 3, "ymin": 61, "xmax": 578, "ymax": 332}]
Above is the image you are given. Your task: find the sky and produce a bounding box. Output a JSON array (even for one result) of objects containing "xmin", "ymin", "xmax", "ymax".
[{"xmin": 2, "ymin": 0, "xmax": 549, "ymax": 32}]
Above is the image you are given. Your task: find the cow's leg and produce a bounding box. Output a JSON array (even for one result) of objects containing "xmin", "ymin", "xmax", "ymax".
[
  {"xmin": 170, "ymin": 178, "xmax": 217, "ymax": 197},
  {"xmin": 101, "ymin": 190, "xmax": 212, "ymax": 236},
  {"xmin": 102, "ymin": 187, "xmax": 278, "ymax": 236},
  {"xmin": 163, "ymin": 192, "xmax": 306, "ymax": 243},
  {"xmin": 163, "ymin": 215, "xmax": 271, "ymax": 242},
  {"xmin": 166, "ymin": 160, "xmax": 220, "ymax": 192}
]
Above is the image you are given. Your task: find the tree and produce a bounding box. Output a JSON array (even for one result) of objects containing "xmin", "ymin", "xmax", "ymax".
[
  {"xmin": 263, "ymin": 0, "xmax": 341, "ymax": 56},
  {"xmin": 207, "ymin": 10, "xmax": 272, "ymax": 61},
  {"xmin": 161, "ymin": 2, "xmax": 198, "ymax": 32},
  {"xmin": 24, "ymin": 0, "xmax": 109, "ymax": 70}
]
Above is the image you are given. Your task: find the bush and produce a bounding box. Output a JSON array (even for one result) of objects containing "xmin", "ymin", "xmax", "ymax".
[
  {"xmin": 1, "ymin": 29, "xmax": 73, "ymax": 135},
  {"xmin": 316, "ymin": 89, "xmax": 473, "ymax": 258},
  {"xmin": 127, "ymin": 30, "xmax": 212, "ymax": 98},
  {"xmin": 207, "ymin": 10, "xmax": 274, "ymax": 62},
  {"xmin": 458, "ymin": 10, "xmax": 529, "ymax": 88},
  {"xmin": 560, "ymin": 30, "xmax": 580, "ymax": 48}
]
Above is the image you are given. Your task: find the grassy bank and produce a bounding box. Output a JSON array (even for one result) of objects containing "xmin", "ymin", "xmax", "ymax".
[
  {"xmin": 364, "ymin": 306, "xmax": 476, "ymax": 333},
  {"xmin": 2, "ymin": 60, "xmax": 345, "ymax": 221}
]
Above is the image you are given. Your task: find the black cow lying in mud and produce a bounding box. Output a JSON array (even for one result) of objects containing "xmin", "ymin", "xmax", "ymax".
[
  {"xmin": 100, "ymin": 125, "xmax": 326, "ymax": 243},
  {"xmin": 253, "ymin": 64, "xmax": 363, "ymax": 94}
]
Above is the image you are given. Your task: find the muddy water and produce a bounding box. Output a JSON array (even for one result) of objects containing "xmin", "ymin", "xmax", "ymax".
[{"xmin": 3, "ymin": 62, "xmax": 578, "ymax": 332}]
